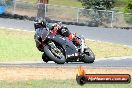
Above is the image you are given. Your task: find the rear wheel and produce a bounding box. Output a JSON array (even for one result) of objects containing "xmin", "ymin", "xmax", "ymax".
[
  {"xmin": 83, "ymin": 48, "xmax": 95, "ymax": 63},
  {"xmin": 44, "ymin": 43, "xmax": 66, "ymax": 64}
]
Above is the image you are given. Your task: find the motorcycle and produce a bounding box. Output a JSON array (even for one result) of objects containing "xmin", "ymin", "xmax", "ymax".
[{"xmin": 34, "ymin": 24, "xmax": 95, "ymax": 64}]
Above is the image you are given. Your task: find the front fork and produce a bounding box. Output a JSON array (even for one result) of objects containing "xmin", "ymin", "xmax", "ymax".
[
  {"xmin": 48, "ymin": 41, "xmax": 63, "ymax": 57},
  {"xmin": 80, "ymin": 35, "xmax": 85, "ymax": 53},
  {"xmin": 48, "ymin": 41, "xmax": 56, "ymax": 49}
]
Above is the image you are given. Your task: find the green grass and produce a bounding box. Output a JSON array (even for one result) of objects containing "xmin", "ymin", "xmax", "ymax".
[
  {"xmin": 0, "ymin": 29, "xmax": 42, "ymax": 61},
  {"xmin": 23, "ymin": 0, "xmax": 131, "ymax": 12},
  {"xmin": 23, "ymin": 0, "xmax": 130, "ymax": 12},
  {"xmin": 49, "ymin": 0, "xmax": 82, "ymax": 7},
  {"xmin": 0, "ymin": 28, "xmax": 132, "ymax": 61},
  {"xmin": 85, "ymin": 40, "xmax": 132, "ymax": 58},
  {"xmin": 23, "ymin": 0, "xmax": 82, "ymax": 7},
  {"xmin": 114, "ymin": 0, "xmax": 129, "ymax": 7},
  {"xmin": 0, "ymin": 79, "xmax": 131, "ymax": 88},
  {"xmin": 114, "ymin": 0, "xmax": 129, "ymax": 12}
]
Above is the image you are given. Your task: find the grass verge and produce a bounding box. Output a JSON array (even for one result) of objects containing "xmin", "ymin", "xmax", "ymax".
[
  {"xmin": 0, "ymin": 28, "xmax": 132, "ymax": 61},
  {"xmin": 0, "ymin": 67, "xmax": 131, "ymax": 88},
  {"xmin": 0, "ymin": 28, "xmax": 42, "ymax": 61},
  {"xmin": 23, "ymin": 0, "xmax": 82, "ymax": 7},
  {"xmin": 0, "ymin": 79, "xmax": 131, "ymax": 88},
  {"xmin": 85, "ymin": 40, "xmax": 132, "ymax": 58},
  {"xmin": 23, "ymin": 0, "xmax": 129, "ymax": 12},
  {"xmin": 49, "ymin": 0, "xmax": 82, "ymax": 7}
]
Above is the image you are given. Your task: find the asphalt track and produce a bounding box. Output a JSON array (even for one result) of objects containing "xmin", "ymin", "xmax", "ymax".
[
  {"xmin": 0, "ymin": 18, "xmax": 132, "ymax": 67},
  {"xmin": 0, "ymin": 18, "xmax": 132, "ymax": 46},
  {"xmin": 0, "ymin": 56, "xmax": 132, "ymax": 68}
]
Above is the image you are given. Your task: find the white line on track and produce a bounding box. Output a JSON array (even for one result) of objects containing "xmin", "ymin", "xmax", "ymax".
[{"xmin": 0, "ymin": 27, "xmax": 35, "ymax": 32}]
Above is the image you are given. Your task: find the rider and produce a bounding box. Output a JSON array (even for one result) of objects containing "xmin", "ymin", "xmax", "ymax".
[
  {"xmin": 34, "ymin": 17, "xmax": 48, "ymax": 51},
  {"xmin": 34, "ymin": 17, "xmax": 81, "ymax": 48},
  {"xmin": 49, "ymin": 22, "xmax": 81, "ymax": 46}
]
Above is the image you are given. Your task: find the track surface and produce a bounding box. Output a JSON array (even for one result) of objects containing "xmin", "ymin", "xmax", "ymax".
[
  {"xmin": 0, "ymin": 18, "xmax": 132, "ymax": 67},
  {"xmin": 0, "ymin": 18, "xmax": 132, "ymax": 46},
  {"xmin": 0, "ymin": 56, "xmax": 132, "ymax": 68}
]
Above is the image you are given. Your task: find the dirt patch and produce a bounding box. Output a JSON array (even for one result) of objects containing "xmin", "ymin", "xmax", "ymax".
[{"xmin": 0, "ymin": 67, "xmax": 132, "ymax": 81}]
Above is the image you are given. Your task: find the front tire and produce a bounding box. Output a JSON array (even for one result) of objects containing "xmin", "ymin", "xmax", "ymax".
[
  {"xmin": 42, "ymin": 53, "xmax": 49, "ymax": 63},
  {"xmin": 44, "ymin": 45, "xmax": 66, "ymax": 64}
]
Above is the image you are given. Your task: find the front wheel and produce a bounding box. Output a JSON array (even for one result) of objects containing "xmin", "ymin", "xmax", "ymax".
[
  {"xmin": 42, "ymin": 53, "xmax": 50, "ymax": 63},
  {"xmin": 44, "ymin": 44, "xmax": 66, "ymax": 64},
  {"xmin": 83, "ymin": 48, "xmax": 95, "ymax": 63}
]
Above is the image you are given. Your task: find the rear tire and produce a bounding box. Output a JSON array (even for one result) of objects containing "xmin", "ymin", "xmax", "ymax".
[
  {"xmin": 83, "ymin": 48, "xmax": 95, "ymax": 63},
  {"xmin": 44, "ymin": 45, "xmax": 66, "ymax": 64}
]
